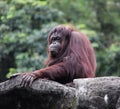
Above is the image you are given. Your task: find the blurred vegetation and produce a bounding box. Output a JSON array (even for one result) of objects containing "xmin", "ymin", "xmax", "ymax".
[{"xmin": 0, "ymin": 0, "xmax": 120, "ymax": 81}]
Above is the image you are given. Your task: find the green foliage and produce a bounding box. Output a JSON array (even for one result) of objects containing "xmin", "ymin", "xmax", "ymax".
[
  {"xmin": 0, "ymin": 0, "xmax": 120, "ymax": 80},
  {"xmin": 0, "ymin": 0, "xmax": 62, "ymax": 79},
  {"xmin": 97, "ymin": 43, "xmax": 120, "ymax": 76}
]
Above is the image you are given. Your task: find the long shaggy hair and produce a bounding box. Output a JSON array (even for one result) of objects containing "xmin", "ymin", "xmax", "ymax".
[{"xmin": 46, "ymin": 25, "xmax": 96, "ymax": 79}]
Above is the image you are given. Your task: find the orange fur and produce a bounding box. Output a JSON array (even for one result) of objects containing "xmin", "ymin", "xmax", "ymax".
[{"xmin": 34, "ymin": 25, "xmax": 96, "ymax": 84}]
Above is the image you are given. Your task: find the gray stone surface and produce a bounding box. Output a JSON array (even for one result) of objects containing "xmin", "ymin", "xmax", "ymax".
[
  {"xmin": 0, "ymin": 76, "xmax": 120, "ymax": 109},
  {"xmin": 74, "ymin": 77, "xmax": 120, "ymax": 109},
  {"xmin": 0, "ymin": 76, "xmax": 77, "ymax": 109}
]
